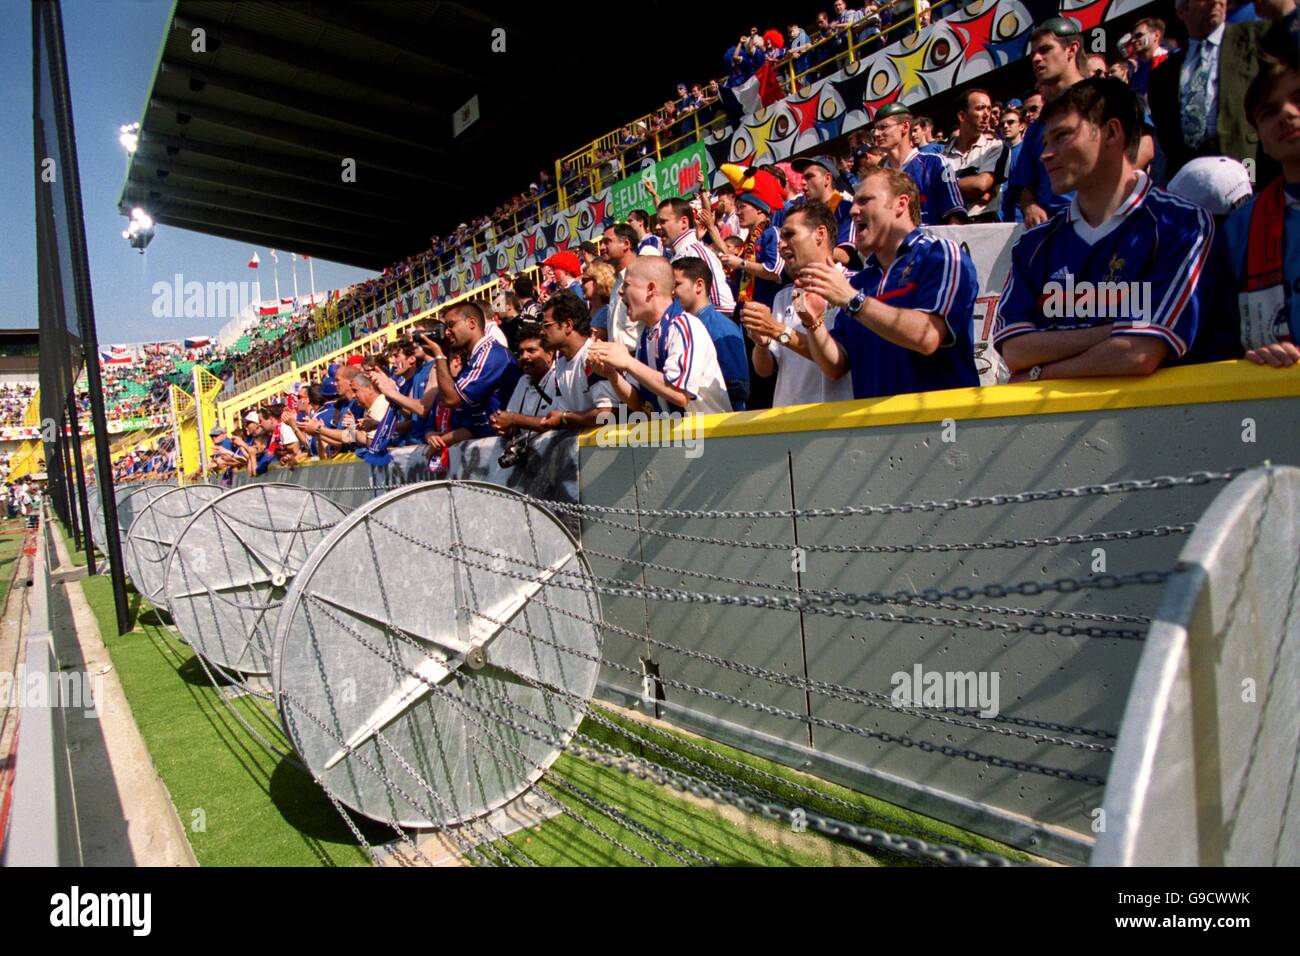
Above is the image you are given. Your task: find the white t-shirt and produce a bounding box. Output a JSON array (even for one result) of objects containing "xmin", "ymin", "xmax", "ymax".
[
  {"xmin": 606, "ymin": 269, "xmax": 640, "ymax": 351},
  {"xmin": 767, "ymin": 284, "xmax": 855, "ymax": 408},
  {"xmin": 636, "ymin": 310, "xmax": 732, "ymax": 415},
  {"xmin": 553, "ymin": 338, "xmax": 617, "ymax": 413},
  {"xmin": 363, "ymin": 394, "xmax": 389, "ymax": 423},
  {"xmin": 485, "ymin": 321, "xmax": 508, "ymax": 348},
  {"xmin": 506, "ymin": 367, "xmax": 556, "ymax": 417}
]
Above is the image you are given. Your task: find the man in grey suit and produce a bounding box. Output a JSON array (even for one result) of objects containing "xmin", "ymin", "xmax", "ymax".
[{"xmin": 1147, "ymin": 0, "xmax": 1296, "ymax": 180}]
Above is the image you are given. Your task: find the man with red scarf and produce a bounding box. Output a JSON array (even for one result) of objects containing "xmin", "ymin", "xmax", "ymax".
[{"xmin": 717, "ymin": 164, "xmax": 787, "ymax": 308}]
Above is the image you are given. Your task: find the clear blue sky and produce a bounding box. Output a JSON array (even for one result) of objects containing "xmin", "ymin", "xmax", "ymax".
[{"xmin": 0, "ymin": 0, "xmax": 373, "ymax": 344}]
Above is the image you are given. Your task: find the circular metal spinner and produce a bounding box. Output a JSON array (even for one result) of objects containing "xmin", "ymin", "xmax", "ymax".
[
  {"xmin": 115, "ymin": 484, "xmax": 173, "ymax": 542},
  {"xmin": 124, "ymin": 484, "xmax": 224, "ymax": 608},
  {"xmin": 165, "ymin": 483, "xmax": 349, "ymax": 676},
  {"xmin": 86, "ymin": 487, "xmax": 107, "ymax": 554},
  {"xmin": 274, "ymin": 481, "xmax": 602, "ymax": 830}
]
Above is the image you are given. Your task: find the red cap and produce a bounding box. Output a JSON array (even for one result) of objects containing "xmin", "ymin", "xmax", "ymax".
[{"xmin": 346, "ymin": 354, "xmax": 365, "ymax": 366}]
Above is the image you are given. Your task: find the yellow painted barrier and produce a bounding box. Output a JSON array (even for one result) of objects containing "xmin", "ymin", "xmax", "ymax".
[{"xmin": 580, "ymin": 360, "xmax": 1300, "ymax": 446}]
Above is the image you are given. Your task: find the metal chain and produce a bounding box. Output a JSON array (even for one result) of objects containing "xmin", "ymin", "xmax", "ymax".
[
  {"xmin": 560, "ymin": 510, "xmax": 1194, "ymax": 555},
  {"xmin": 564, "ymin": 736, "xmax": 1022, "ymax": 866},
  {"xmin": 580, "ymin": 543, "xmax": 1152, "ymax": 628},
  {"xmin": 456, "ymin": 601, "xmax": 1107, "ymax": 785},
  {"xmin": 448, "ymin": 469, "xmax": 1237, "ymax": 521},
  {"xmin": 301, "ymin": 592, "xmax": 1025, "ymax": 863},
  {"xmin": 514, "ymin": 589, "xmax": 1117, "ymax": 746},
  {"xmin": 205, "ymin": 509, "xmax": 343, "ymax": 535},
  {"xmin": 582, "ymin": 706, "xmax": 1004, "ymax": 857},
  {"xmin": 280, "ymin": 691, "xmax": 503, "ymax": 867},
  {"xmin": 369, "ymin": 514, "xmax": 1160, "ymax": 640}
]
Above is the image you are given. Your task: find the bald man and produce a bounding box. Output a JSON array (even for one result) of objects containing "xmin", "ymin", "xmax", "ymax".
[{"xmin": 587, "ymin": 256, "xmax": 732, "ymax": 415}]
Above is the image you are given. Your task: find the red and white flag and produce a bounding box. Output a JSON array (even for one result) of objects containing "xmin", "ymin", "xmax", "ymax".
[{"xmin": 248, "ymin": 251, "xmax": 260, "ymax": 269}]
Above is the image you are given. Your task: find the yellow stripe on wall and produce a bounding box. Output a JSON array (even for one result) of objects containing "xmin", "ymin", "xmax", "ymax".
[{"xmin": 579, "ymin": 360, "xmax": 1300, "ymax": 447}]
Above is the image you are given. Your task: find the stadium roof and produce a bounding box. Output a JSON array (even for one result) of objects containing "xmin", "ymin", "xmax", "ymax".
[{"xmin": 118, "ymin": 0, "xmax": 796, "ymax": 271}]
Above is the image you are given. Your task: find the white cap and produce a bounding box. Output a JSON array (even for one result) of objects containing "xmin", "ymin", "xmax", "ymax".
[
  {"xmin": 245, "ymin": 411, "xmax": 259, "ymax": 423},
  {"xmin": 1167, "ymin": 157, "xmax": 1255, "ymax": 216}
]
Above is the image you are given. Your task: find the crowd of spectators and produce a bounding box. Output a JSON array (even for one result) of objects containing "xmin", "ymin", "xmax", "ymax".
[
  {"xmin": 112, "ymin": 438, "xmax": 176, "ymax": 483},
  {"xmin": 0, "ymin": 383, "xmax": 37, "ymax": 426},
  {"xmin": 218, "ymin": 3, "xmax": 1299, "ymax": 485}
]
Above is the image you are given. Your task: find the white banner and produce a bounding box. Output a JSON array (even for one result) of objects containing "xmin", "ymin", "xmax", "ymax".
[{"xmin": 925, "ymin": 223, "xmax": 1020, "ymax": 387}]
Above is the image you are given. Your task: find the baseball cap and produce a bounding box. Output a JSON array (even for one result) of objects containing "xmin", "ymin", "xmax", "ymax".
[
  {"xmin": 791, "ymin": 155, "xmax": 838, "ymax": 178},
  {"xmin": 1166, "ymin": 157, "xmax": 1255, "ymax": 216},
  {"xmin": 209, "ymin": 425, "xmax": 226, "ymax": 437},
  {"xmin": 1006, "ymin": 98, "xmax": 1023, "ymax": 109},
  {"xmin": 318, "ymin": 380, "xmax": 339, "ymax": 398},
  {"xmin": 245, "ymin": 412, "xmax": 259, "ymax": 423}
]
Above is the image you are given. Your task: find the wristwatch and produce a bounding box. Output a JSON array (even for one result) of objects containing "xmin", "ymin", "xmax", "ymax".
[
  {"xmin": 1028, "ymin": 365, "xmax": 1043, "ymax": 381},
  {"xmin": 777, "ymin": 330, "xmax": 792, "ymax": 345},
  {"xmin": 846, "ymin": 291, "xmax": 867, "ymax": 315}
]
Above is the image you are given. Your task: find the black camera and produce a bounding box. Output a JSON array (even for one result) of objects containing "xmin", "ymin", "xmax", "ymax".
[
  {"xmin": 498, "ymin": 430, "xmax": 532, "ymax": 469},
  {"xmin": 416, "ymin": 321, "xmax": 447, "ymax": 349}
]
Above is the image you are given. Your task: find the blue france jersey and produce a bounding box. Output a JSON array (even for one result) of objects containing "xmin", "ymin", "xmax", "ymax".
[
  {"xmin": 886, "ymin": 149, "xmax": 965, "ymax": 225},
  {"xmin": 451, "ymin": 336, "xmax": 521, "ymax": 438},
  {"xmin": 778, "ymin": 194, "xmax": 857, "ymax": 256},
  {"xmin": 833, "ymin": 229, "xmax": 979, "ymax": 398},
  {"xmin": 1222, "ymin": 189, "xmax": 1300, "ymax": 350},
  {"xmin": 1007, "ymin": 120, "xmax": 1072, "ymax": 218},
  {"xmin": 693, "ymin": 303, "xmax": 750, "ymax": 408},
  {"xmin": 993, "ymin": 174, "xmax": 1215, "ymax": 361},
  {"xmin": 744, "ymin": 223, "xmax": 785, "ymax": 309},
  {"xmin": 399, "ymin": 360, "xmax": 435, "ymax": 445}
]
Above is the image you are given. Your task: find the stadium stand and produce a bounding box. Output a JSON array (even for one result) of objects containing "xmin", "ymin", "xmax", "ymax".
[{"xmin": 98, "ymin": 0, "xmax": 1300, "ymax": 484}]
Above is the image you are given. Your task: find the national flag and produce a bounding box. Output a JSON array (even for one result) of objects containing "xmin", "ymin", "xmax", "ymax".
[
  {"xmin": 248, "ymin": 252, "xmax": 260, "ymax": 269},
  {"xmin": 99, "ymin": 349, "xmax": 132, "ymax": 365},
  {"xmin": 184, "ymin": 336, "xmax": 211, "ymax": 348},
  {"xmin": 717, "ymin": 62, "xmax": 785, "ymax": 124}
]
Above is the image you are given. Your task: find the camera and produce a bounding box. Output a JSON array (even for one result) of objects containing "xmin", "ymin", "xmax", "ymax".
[
  {"xmin": 497, "ymin": 430, "xmax": 532, "ymax": 469},
  {"xmin": 417, "ymin": 321, "xmax": 447, "ymax": 348}
]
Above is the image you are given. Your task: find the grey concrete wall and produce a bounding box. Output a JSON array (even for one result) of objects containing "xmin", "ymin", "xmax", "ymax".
[
  {"xmin": 578, "ymin": 395, "xmax": 1299, "ymax": 859},
  {"xmin": 2, "ymin": 513, "xmax": 82, "ymax": 866}
]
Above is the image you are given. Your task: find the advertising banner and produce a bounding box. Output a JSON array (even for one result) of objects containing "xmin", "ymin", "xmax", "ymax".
[{"xmin": 609, "ymin": 142, "xmax": 709, "ymax": 222}]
